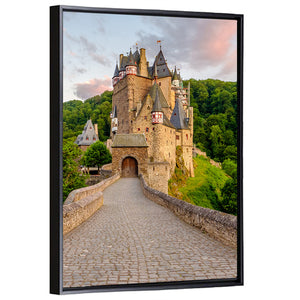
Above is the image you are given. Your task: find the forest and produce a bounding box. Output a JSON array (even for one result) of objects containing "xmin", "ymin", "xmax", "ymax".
[{"xmin": 63, "ymin": 79, "xmax": 238, "ymax": 214}]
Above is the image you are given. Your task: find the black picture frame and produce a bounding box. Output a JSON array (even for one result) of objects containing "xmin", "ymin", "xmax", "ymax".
[{"xmin": 50, "ymin": 5, "xmax": 243, "ymax": 295}]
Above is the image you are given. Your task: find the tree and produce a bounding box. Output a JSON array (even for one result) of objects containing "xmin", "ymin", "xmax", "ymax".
[
  {"xmin": 63, "ymin": 140, "xmax": 87, "ymax": 202},
  {"xmin": 222, "ymin": 159, "xmax": 237, "ymax": 178},
  {"xmin": 82, "ymin": 141, "xmax": 112, "ymax": 172},
  {"xmin": 221, "ymin": 177, "xmax": 237, "ymax": 215}
]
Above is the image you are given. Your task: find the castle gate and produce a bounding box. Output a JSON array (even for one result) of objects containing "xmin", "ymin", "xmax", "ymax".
[{"xmin": 122, "ymin": 157, "xmax": 138, "ymax": 177}]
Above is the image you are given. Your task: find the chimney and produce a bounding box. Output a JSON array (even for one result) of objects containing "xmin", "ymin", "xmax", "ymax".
[
  {"xmin": 140, "ymin": 48, "xmax": 146, "ymax": 58},
  {"xmin": 94, "ymin": 124, "xmax": 98, "ymax": 137},
  {"xmin": 138, "ymin": 48, "xmax": 148, "ymax": 77}
]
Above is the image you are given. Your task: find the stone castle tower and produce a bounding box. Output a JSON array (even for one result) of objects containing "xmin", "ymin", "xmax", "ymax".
[{"xmin": 109, "ymin": 46, "xmax": 194, "ymax": 194}]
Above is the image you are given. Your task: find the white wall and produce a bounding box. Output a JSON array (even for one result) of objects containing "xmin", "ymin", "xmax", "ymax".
[{"xmin": 1, "ymin": 0, "xmax": 299, "ymax": 299}]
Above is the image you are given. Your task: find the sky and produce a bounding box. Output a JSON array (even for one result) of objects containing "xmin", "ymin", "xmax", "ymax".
[{"xmin": 63, "ymin": 11, "xmax": 237, "ymax": 102}]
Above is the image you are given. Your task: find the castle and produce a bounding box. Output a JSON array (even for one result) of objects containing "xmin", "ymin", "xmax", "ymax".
[{"xmin": 108, "ymin": 46, "xmax": 194, "ymax": 194}]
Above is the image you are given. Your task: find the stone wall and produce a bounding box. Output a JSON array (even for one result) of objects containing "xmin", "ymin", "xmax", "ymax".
[
  {"xmin": 147, "ymin": 161, "xmax": 170, "ymax": 194},
  {"xmin": 85, "ymin": 170, "xmax": 112, "ymax": 186},
  {"xmin": 111, "ymin": 147, "xmax": 148, "ymax": 177},
  {"xmin": 63, "ymin": 174, "xmax": 120, "ymax": 235},
  {"xmin": 139, "ymin": 174, "xmax": 237, "ymax": 248}
]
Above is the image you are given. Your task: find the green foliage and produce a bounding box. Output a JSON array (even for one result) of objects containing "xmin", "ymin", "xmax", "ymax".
[
  {"xmin": 222, "ymin": 159, "xmax": 237, "ymax": 178},
  {"xmin": 63, "ymin": 139, "xmax": 87, "ymax": 202},
  {"xmin": 176, "ymin": 155, "xmax": 229, "ymax": 210},
  {"xmin": 63, "ymin": 90, "xmax": 113, "ymax": 141},
  {"xmin": 221, "ymin": 177, "xmax": 238, "ymax": 215},
  {"xmin": 81, "ymin": 141, "xmax": 112, "ymax": 171},
  {"xmin": 184, "ymin": 79, "xmax": 238, "ymax": 163}
]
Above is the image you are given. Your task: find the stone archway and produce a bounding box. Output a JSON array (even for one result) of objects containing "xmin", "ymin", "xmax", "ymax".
[{"xmin": 121, "ymin": 157, "xmax": 138, "ymax": 177}]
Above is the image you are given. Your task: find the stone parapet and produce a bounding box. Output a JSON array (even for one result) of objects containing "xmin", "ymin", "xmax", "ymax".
[
  {"xmin": 63, "ymin": 174, "xmax": 120, "ymax": 235},
  {"xmin": 139, "ymin": 174, "xmax": 237, "ymax": 248}
]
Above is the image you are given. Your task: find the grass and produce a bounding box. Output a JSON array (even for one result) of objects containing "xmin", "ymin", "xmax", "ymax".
[{"xmin": 175, "ymin": 155, "xmax": 229, "ymax": 210}]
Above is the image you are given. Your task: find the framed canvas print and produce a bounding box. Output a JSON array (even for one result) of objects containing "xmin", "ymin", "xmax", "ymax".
[{"xmin": 50, "ymin": 5, "xmax": 243, "ymax": 294}]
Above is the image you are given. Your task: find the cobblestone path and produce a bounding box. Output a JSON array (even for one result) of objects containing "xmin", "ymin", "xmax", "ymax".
[{"xmin": 63, "ymin": 178, "xmax": 237, "ymax": 288}]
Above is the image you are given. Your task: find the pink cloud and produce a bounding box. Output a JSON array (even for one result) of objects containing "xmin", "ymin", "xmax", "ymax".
[
  {"xmin": 74, "ymin": 76, "xmax": 112, "ymax": 100},
  {"xmin": 137, "ymin": 18, "xmax": 237, "ymax": 80},
  {"xmin": 198, "ymin": 20, "xmax": 237, "ymax": 62}
]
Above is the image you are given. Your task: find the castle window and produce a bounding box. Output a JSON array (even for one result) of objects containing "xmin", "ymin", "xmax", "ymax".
[
  {"xmin": 163, "ymin": 69, "xmax": 165, "ymax": 72},
  {"xmin": 153, "ymin": 166, "xmax": 155, "ymax": 171},
  {"xmin": 186, "ymin": 134, "xmax": 188, "ymax": 140},
  {"xmin": 147, "ymin": 105, "xmax": 150, "ymax": 110},
  {"xmin": 165, "ymin": 166, "xmax": 167, "ymax": 171},
  {"xmin": 86, "ymin": 137, "xmax": 89, "ymax": 140},
  {"xmin": 169, "ymin": 153, "xmax": 170, "ymax": 157},
  {"xmin": 144, "ymin": 116, "xmax": 147, "ymax": 120},
  {"xmin": 93, "ymin": 137, "xmax": 96, "ymax": 141},
  {"xmin": 138, "ymin": 128, "xmax": 140, "ymax": 131},
  {"xmin": 159, "ymin": 82, "xmax": 161, "ymax": 86},
  {"xmin": 176, "ymin": 135, "xmax": 179, "ymax": 140},
  {"xmin": 146, "ymin": 127, "xmax": 149, "ymax": 132},
  {"xmin": 153, "ymin": 127, "xmax": 155, "ymax": 131}
]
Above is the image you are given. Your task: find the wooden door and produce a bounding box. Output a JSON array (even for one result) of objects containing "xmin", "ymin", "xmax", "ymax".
[{"xmin": 122, "ymin": 157, "xmax": 138, "ymax": 177}]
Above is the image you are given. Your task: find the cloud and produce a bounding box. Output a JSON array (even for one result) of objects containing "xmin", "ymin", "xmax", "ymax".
[
  {"xmin": 65, "ymin": 32, "xmax": 110, "ymax": 66},
  {"xmin": 136, "ymin": 18, "xmax": 237, "ymax": 80},
  {"xmin": 75, "ymin": 67, "xmax": 87, "ymax": 74},
  {"xmin": 73, "ymin": 76, "xmax": 112, "ymax": 100}
]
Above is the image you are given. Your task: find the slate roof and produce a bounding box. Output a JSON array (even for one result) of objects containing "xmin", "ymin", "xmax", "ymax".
[
  {"xmin": 151, "ymin": 88, "xmax": 163, "ymax": 112},
  {"xmin": 163, "ymin": 115, "xmax": 175, "ymax": 129},
  {"xmin": 75, "ymin": 119, "xmax": 99, "ymax": 146},
  {"xmin": 127, "ymin": 49, "xmax": 136, "ymax": 66},
  {"xmin": 149, "ymin": 49, "xmax": 172, "ymax": 78},
  {"xmin": 172, "ymin": 66, "xmax": 179, "ymax": 81},
  {"xmin": 113, "ymin": 63, "xmax": 119, "ymax": 78},
  {"xmin": 148, "ymin": 83, "xmax": 169, "ymax": 108},
  {"xmin": 170, "ymin": 100, "xmax": 189, "ymax": 129},
  {"xmin": 111, "ymin": 134, "xmax": 148, "ymax": 148}
]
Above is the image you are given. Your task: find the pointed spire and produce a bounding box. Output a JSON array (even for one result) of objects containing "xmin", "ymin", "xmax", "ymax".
[
  {"xmin": 152, "ymin": 88, "xmax": 163, "ymax": 113},
  {"xmin": 172, "ymin": 66, "xmax": 179, "ymax": 81},
  {"xmin": 127, "ymin": 48, "xmax": 135, "ymax": 66},
  {"xmin": 113, "ymin": 62, "xmax": 119, "ymax": 78},
  {"xmin": 170, "ymin": 100, "xmax": 188, "ymax": 129}
]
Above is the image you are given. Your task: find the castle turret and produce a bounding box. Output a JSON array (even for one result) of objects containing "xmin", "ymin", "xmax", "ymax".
[
  {"xmin": 112, "ymin": 63, "xmax": 119, "ymax": 86},
  {"xmin": 126, "ymin": 49, "xmax": 137, "ymax": 75},
  {"xmin": 172, "ymin": 66, "xmax": 180, "ymax": 87},
  {"xmin": 151, "ymin": 88, "xmax": 163, "ymax": 124}
]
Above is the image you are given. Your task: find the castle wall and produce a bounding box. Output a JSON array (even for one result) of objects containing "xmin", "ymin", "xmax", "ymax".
[
  {"xmin": 112, "ymin": 77, "xmax": 130, "ymax": 134},
  {"xmin": 179, "ymin": 128, "xmax": 194, "ymax": 177},
  {"xmin": 147, "ymin": 162, "xmax": 170, "ymax": 194},
  {"xmin": 111, "ymin": 147, "xmax": 148, "ymax": 177}
]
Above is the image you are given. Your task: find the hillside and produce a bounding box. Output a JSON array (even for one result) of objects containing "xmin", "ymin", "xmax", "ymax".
[{"xmin": 169, "ymin": 154, "xmax": 237, "ymax": 215}]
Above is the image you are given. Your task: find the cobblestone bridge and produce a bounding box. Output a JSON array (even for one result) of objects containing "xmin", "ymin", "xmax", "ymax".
[{"xmin": 63, "ymin": 178, "xmax": 237, "ymax": 288}]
